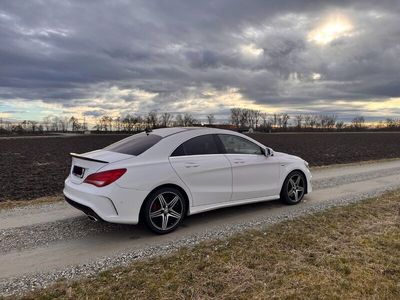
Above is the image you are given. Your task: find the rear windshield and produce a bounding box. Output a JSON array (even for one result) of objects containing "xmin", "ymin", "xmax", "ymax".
[{"xmin": 104, "ymin": 133, "xmax": 162, "ymax": 156}]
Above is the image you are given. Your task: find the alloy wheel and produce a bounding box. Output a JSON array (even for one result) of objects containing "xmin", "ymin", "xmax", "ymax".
[
  {"xmin": 148, "ymin": 191, "xmax": 184, "ymax": 231},
  {"xmin": 287, "ymin": 173, "xmax": 305, "ymax": 202}
]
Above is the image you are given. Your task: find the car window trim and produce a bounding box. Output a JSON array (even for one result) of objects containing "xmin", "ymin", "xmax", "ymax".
[{"xmin": 169, "ymin": 153, "xmax": 226, "ymax": 159}]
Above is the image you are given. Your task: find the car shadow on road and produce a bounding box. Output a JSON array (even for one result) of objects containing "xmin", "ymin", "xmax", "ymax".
[{"xmin": 80, "ymin": 198, "xmax": 292, "ymax": 241}]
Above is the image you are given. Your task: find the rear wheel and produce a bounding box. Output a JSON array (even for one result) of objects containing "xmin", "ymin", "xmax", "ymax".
[
  {"xmin": 143, "ymin": 187, "xmax": 186, "ymax": 234},
  {"xmin": 280, "ymin": 171, "xmax": 306, "ymax": 205}
]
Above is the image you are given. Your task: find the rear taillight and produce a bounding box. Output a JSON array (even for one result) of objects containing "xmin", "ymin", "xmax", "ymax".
[{"xmin": 83, "ymin": 169, "xmax": 127, "ymax": 187}]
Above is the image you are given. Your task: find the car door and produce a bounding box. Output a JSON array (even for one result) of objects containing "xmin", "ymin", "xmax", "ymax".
[
  {"xmin": 169, "ymin": 134, "xmax": 232, "ymax": 207},
  {"xmin": 217, "ymin": 134, "xmax": 280, "ymax": 201}
]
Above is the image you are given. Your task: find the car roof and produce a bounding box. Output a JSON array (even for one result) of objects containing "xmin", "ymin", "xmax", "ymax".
[
  {"xmin": 150, "ymin": 127, "xmax": 188, "ymax": 137},
  {"xmin": 152, "ymin": 127, "xmax": 236, "ymax": 138},
  {"xmin": 120, "ymin": 126, "xmax": 266, "ymax": 160}
]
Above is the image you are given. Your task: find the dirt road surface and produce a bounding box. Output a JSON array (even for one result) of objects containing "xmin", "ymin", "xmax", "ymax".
[{"xmin": 1, "ymin": 159, "xmax": 400, "ymax": 295}]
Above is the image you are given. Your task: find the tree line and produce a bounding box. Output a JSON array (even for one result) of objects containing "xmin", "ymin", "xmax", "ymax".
[
  {"xmin": 230, "ymin": 108, "xmax": 400, "ymax": 131},
  {"xmin": 1, "ymin": 108, "xmax": 400, "ymax": 135},
  {"xmin": 93, "ymin": 112, "xmax": 198, "ymax": 132},
  {"xmin": 0, "ymin": 112, "xmax": 200, "ymax": 134}
]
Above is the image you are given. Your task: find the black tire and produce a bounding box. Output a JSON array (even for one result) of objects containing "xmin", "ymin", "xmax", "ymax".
[
  {"xmin": 143, "ymin": 187, "xmax": 187, "ymax": 234},
  {"xmin": 280, "ymin": 171, "xmax": 306, "ymax": 205}
]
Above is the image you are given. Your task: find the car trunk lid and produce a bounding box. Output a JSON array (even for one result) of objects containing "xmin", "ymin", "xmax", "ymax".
[{"xmin": 69, "ymin": 150, "xmax": 133, "ymax": 184}]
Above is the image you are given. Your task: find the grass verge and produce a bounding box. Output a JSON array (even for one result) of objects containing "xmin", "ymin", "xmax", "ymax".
[{"xmin": 11, "ymin": 191, "xmax": 400, "ymax": 299}]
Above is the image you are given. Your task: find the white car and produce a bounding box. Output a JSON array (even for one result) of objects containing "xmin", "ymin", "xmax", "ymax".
[{"xmin": 64, "ymin": 127, "xmax": 312, "ymax": 234}]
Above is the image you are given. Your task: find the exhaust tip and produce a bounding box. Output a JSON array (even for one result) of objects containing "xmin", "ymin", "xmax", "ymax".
[{"xmin": 87, "ymin": 214, "xmax": 98, "ymax": 222}]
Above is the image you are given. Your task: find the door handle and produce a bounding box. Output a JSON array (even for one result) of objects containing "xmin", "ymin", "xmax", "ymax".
[
  {"xmin": 184, "ymin": 162, "xmax": 199, "ymax": 168},
  {"xmin": 233, "ymin": 159, "xmax": 245, "ymax": 164}
]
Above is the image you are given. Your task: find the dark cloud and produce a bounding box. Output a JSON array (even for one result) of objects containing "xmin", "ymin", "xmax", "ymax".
[
  {"xmin": 0, "ymin": 0, "xmax": 400, "ymax": 120},
  {"xmin": 83, "ymin": 110, "xmax": 105, "ymax": 117}
]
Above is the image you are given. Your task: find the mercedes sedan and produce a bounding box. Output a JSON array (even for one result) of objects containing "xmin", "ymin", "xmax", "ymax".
[{"xmin": 64, "ymin": 127, "xmax": 312, "ymax": 234}]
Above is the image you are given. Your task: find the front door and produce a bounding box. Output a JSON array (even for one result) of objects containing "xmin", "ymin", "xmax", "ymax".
[{"xmin": 217, "ymin": 134, "xmax": 280, "ymax": 201}]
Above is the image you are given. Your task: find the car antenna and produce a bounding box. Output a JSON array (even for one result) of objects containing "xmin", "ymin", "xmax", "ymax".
[{"xmin": 145, "ymin": 128, "xmax": 152, "ymax": 135}]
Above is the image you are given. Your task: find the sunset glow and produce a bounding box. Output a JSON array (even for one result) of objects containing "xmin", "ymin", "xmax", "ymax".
[
  {"xmin": 0, "ymin": 2, "xmax": 399, "ymax": 124},
  {"xmin": 308, "ymin": 13, "xmax": 354, "ymax": 45}
]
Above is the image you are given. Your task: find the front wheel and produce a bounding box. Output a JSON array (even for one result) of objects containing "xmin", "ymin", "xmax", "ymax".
[
  {"xmin": 143, "ymin": 187, "xmax": 187, "ymax": 234},
  {"xmin": 280, "ymin": 171, "xmax": 306, "ymax": 205}
]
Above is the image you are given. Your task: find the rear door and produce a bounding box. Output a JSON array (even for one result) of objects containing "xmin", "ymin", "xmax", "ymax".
[
  {"xmin": 217, "ymin": 134, "xmax": 280, "ymax": 201},
  {"xmin": 169, "ymin": 134, "xmax": 232, "ymax": 207}
]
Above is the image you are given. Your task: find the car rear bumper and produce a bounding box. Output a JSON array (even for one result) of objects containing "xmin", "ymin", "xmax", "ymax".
[
  {"xmin": 65, "ymin": 196, "xmax": 104, "ymax": 221},
  {"xmin": 63, "ymin": 176, "xmax": 148, "ymax": 224}
]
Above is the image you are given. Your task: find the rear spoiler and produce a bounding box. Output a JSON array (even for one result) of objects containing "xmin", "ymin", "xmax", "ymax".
[{"xmin": 70, "ymin": 153, "xmax": 109, "ymax": 164}]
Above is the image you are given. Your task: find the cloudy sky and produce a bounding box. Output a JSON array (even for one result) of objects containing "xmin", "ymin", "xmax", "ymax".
[{"xmin": 1, "ymin": 0, "xmax": 399, "ymax": 124}]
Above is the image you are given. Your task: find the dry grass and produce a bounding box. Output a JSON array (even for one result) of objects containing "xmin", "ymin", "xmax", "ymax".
[
  {"xmin": 16, "ymin": 191, "xmax": 400, "ymax": 300},
  {"xmin": 0, "ymin": 195, "xmax": 63, "ymax": 211}
]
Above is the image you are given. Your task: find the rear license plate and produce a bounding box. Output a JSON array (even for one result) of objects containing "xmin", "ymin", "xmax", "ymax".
[{"xmin": 72, "ymin": 166, "xmax": 85, "ymax": 178}]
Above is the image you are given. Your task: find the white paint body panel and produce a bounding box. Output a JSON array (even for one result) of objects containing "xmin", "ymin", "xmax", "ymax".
[
  {"xmin": 63, "ymin": 127, "xmax": 312, "ymax": 224},
  {"xmin": 224, "ymin": 153, "xmax": 281, "ymax": 201},
  {"xmin": 169, "ymin": 154, "xmax": 232, "ymax": 206}
]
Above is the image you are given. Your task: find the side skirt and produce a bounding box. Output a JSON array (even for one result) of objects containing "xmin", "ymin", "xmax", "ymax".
[{"xmin": 188, "ymin": 195, "xmax": 280, "ymax": 216}]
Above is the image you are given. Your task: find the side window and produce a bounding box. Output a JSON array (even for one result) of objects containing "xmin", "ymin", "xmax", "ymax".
[
  {"xmin": 171, "ymin": 144, "xmax": 185, "ymax": 156},
  {"xmin": 171, "ymin": 134, "xmax": 219, "ymax": 156},
  {"xmin": 218, "ymin": 134, "xmax": 262, "ymax": 155}
]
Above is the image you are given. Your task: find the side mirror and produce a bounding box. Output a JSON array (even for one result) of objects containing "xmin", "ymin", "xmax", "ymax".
[{"xmin": 264, "ymin": 147, "xmax": 274, "ymax": 157}]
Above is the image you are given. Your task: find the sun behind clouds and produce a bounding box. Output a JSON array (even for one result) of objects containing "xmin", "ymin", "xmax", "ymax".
[{"xmin": 308, "ymin": 13, "xmax": 354, "ymax": 45}]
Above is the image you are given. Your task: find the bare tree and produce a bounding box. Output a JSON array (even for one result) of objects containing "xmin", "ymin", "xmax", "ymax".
[
  {"xmin": 335, "ymin": 120, "xmax": 344, "ymax": 130},
  {"xmin": 175, "ymin": 114, "xmax": 184, "ymax": 126},
  {"xmin": 42, "ymin": 116, "xmax": 51, "ymax": 131},
  {"xmin": 327, "ymin": 114, "xmax": 337, "ymax": 129},
  {"xmin": 230, "ymin": 108, "xmax": 241, "ymax": 128},
  {"xmin": 272, "ymin": 114, "xmax": 279, "ymax": 128},
  {"xmin": 28, "ymin": 120, "xmax": 38, "ymax": 132},
  {"xmin": 309, "ymin": 115, "xmax": 318, "ymax": 129},
  {"xmin": 69, "ymin": 116, "xmax": 81, "ymax": 132},
  {"xmin": 122, "ymin": 114, "xmax": 136, "ymax": 132},
  {"xmin": 280, "ymin": 114, "xmax": 290, "ymax": 129},
  {"xmin": 99, "ymin": 116, "xmax": 107, "ymax": 131},
  {"xmin": 160, "ymin": 112, "xmax": 173, "ymax": 127},
  {"xmin": 260, "ymin": 113, "xmax": 268, "ymax": 127},
  {"xmin": 248, "ymin": 110, "xmax": 261, "ymax": 129},
  {"xmin": 206, "ymin": 114, "xmax": 215, "ymax": 125},
  {"xmin": 254, "ymin": 110, "xmax": 261, "ymax": 128},
  {"xmin": 114, "ymin": 117, "xmax": 121, "ymax": 131},
  {"xmin": 59, "ymin": 117, "xmax": 69, "ymax": 132},
  {"xmin": 352, "ymin": 116, "xmax": 365, "ymax": 130},
  {"xmin": 295, "ymin": 115, "xmax": 303, "ymax": 129},
  {"xmin": 82, "ymin": 116, "xmax": 88, "ymax": 131},
  {"xmin": 183, "ymin": 113, "xmax": 197, "ymax": 126},
  {"xmin": 108, "ymin": 116, "xmax": 113, "ymax": 132},
  {"xmin": 146, "ymin": 111, "xmax": 158, "ymax": 129},
  {"xmin": 385, "ymin": 118, "xmax": 398, "ymax": 128},
  {"xmin": 303, "ymin": 114, "xmax": 311, "ymax": 128},
  {"xmin": 240, "ymin": 109, "xmax": 250, "ymax": 128}
]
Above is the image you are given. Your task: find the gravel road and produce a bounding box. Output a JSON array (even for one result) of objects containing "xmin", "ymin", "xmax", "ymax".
[{"xmin": 1, "ymin": 159, "xmax": 400, "ymax": 296}]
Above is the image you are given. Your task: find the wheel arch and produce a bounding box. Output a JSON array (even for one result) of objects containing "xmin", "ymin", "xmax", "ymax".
[{"xmin": 139, "ymin": 183, "xmax": 190, "ymax": 223}]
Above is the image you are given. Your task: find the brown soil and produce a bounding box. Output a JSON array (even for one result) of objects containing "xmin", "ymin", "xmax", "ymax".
[{"xmin": 1, "ymin": 132, "xmax": 399, "ymax": 202}]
